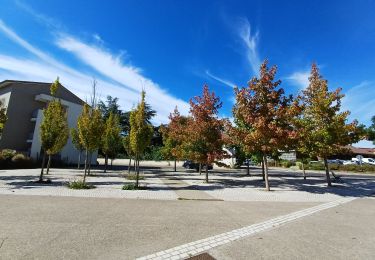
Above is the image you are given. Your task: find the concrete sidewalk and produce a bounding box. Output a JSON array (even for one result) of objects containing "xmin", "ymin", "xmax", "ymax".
[
  {"xmin": 0, "ymin": 195, "xmax": 318, "ymax": 260},
  {"xmin": 209, "ymin": 197, "xmax": 375, "ymax": 259}
]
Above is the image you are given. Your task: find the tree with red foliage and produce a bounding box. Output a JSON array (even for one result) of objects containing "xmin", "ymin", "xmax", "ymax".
[
  {"xmin": 186, "ymin": 85, "xmax": 228, "ymax": 182},
  {"xmin": 232, "ymin": 60, "xmax": 298, "ymax": 191}
]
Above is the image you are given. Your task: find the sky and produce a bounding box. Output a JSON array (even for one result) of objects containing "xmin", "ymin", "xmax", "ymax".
[{"xmin": 0, "ymin": 0, "xmax": 374, "ymax": 128}]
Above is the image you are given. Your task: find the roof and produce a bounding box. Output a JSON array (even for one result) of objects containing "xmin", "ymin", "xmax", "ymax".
[
  {"xmin": 0, "ymin": 80, "xmax": 85, "ymax": 106},
  {"xmin": 345, "ymin": 146, "xmax": 375, "ymax": 156}
]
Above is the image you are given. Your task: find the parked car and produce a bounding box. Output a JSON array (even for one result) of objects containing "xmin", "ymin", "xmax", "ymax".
[
  {"xmin": 327, "ymin": 159, "xmax": 342, "ymax": 164},
  {"xmin": 182, "ymin": 160, "xmax": 213, "ymax": 171},
  {"xmin": 343, "ymin": 160, "xmax": 359, "ymax": 165},
  {"xmin": 362, "ymin": 158, "xmax": 375, "ymax": 165}
]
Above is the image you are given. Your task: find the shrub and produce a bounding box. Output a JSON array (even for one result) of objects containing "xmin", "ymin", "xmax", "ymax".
[
  {"xmin": 122, "ymin": 183, "xmax": 137, "ymax": 190},
  {"xmin": 280, "ymin": 160, "xmax": 294, "ymax": 168},
  {"xmin": 67, "ymin": 180, "xmax": 95, "ymax": 189},
  {"xmin": 1, "ymin": 149, "xmax": 16, "ymax": 160},
  {"xmin": 338, "ymin": 164, "xmax": 375, "ymax": 172},
  {"xmin": 11, "ymin": 154, "xmax": 35, "ymax": 169},
  {"xmin": 307, "ymin": 162, "xmax": 325, "ymax": 171},
  {"xmin": 143, "ymin": 146, "xmax": 164, "ymax": 161}
]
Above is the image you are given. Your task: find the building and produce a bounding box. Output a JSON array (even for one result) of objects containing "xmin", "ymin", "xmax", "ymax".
[{"xmin": 0, "ymin": 80, "xmax": 96, "ymax": 164}]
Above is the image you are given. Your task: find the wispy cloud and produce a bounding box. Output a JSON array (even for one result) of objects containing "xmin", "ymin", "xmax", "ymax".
[
  {"xmin": 14, "ymin": 0, "xmax": 63, "ymax": 29},
  {"xmin": 0, "ymin": 20, "xmax": 189, "ymax": 124},
  {"xmin": 236, "ymin": 17, "xmax": 261, "ymax": 76},
  {"xmin": 55, "ymin": 35, "xmax": 190, "ymax": 121},
  {"xmin": 205, "ymin": 70, "xmax": 236, "ymax": 88},
  {"xmin": 342, "ymin": 81, "xmax": 375, "ymax": 125},
  {"xmin": 286, "ymin": 70, "xmax": 310, "ymax": 89}
]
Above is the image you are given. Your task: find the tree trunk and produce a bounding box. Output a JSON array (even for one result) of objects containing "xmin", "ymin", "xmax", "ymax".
[
  {"xmin": 39, "ymin": 153, "xmax": 47, "ymax": 182},
  {"xmin": 83, "ymin": 149, "xmax": 89, "ymax": 184},
  {"xmin": 133, "ymin": 158, "xmax": 136, "ymax": 173},
  {"xmin": 246, "ymin": 163, "xmax": 250, "ymax": 176},
  {"xmin": 135, "ymin": 157, "xmax": 140, "ymax": 188},
  {"xmin": 104, "ymin": 155, "xmax": 108, "ymax": 173},
  {"xmin": 46, "ymin": 154, "xmax": 52, "ymax": 175},
  {"xmin": 77, "ymin": 151, "xmax": 81, "ymax": 169},
  {"xmin": 263, "ymin": 155, "xmax": 270, "ymax": 191},
  {"xmin": 205, "ymin": 164, "xmax": 209, "ymax": 183},
  {"xmin": 199, "ymin": 163, "xmax": 202, "ymax": 175},
  {"xmin": 88, "ymin": 153, "xmax": 92, "ymax": 175},
  {"xmin": 302, "ymin": 162, "xmax": 306, "ymax": 180},
  {"xmin": 128, "ymin": 157, "xmax": 132, "ymax": 174},
  {"xmin": 323, "ymin": 157, "xmax": 332, "ymax": 187},
  {"xmin": 111, "ymin": 159, "xmax": 113, "ymax": 169},
  {"xmin": 261, "ymin": 159, "xmax": 265, "ymax": 181},
  {"xmin": 174, "ymin": 159, "xmax": 177, "ymax": 172}
]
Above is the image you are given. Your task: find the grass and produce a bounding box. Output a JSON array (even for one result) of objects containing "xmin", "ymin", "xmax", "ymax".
[
  {"xmin": 122, "ymin": 183, "xmax": 146, "ymax": 190},
  {"xmin": 67, "ymin": 180, "xmax": 95, "ymax": 189}
]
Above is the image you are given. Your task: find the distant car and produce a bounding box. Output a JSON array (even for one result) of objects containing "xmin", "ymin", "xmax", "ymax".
[
  {"xmin": 343, "ymin": 160, "xmax": 359, "ymax": 165},
  {"xmin": 182, "ymin": 160, "xmax": 213, "ymax": 171},
  {"xmin": 362, "ymin": 158, "xmax": 375, "ymax": 165}
]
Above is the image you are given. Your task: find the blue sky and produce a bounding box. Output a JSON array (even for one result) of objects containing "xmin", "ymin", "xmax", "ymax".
[{"xmin": 0, "ymin": 0, "xmax": 374, "ymax": 127}]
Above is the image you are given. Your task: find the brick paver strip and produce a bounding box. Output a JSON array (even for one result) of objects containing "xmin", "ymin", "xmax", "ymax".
[{"xmin": 137, "ymin": 197, "xmax": 355, "ymax": 260}]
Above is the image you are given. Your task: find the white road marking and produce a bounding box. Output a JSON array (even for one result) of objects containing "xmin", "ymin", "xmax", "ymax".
[{"xmin": 137, "ymin": 197, "xmax": 356, "ymax": 260}]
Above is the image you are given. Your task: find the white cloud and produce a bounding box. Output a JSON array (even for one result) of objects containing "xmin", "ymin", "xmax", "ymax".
[
  {"xmin": 342, "ymin": 81, "xmax": 375, "ymax": 126},
  {"xmin": 55, "ymin": 35, "xmax": 190, "ymax": 123},
  {"xmin": 286, "ymin": 70, "xmax": 310, "ymax": 89},
  {"xmin": 0, "ymin": 20, "xmax": 189, "ymax": 124},
  {"xmin": 236, "ymin": 18, "xmax": 261, "ymax": 76},
  {"xmin": 205, "ymin": 70, "xmax": 236, "ymax": 88}
]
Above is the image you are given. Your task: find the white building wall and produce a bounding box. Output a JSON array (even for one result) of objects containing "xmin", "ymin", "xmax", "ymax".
[{"xmin": 30, "ymin": 94, "xmax": 97, "ymax": 164}]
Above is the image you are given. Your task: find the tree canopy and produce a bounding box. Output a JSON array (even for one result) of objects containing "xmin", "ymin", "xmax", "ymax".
[
  {"xmin": 231, "ymin": 60, "xmax": 298, "ymax": 190},
  {"xmin": 295, "ymin": 63, "xmax": 362, "ymax": 186}
]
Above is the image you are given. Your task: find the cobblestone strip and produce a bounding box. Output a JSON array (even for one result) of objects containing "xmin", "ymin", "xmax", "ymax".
[{"xmin": 137, "ymin": 197, "xmax": 355, "ymax": 260}]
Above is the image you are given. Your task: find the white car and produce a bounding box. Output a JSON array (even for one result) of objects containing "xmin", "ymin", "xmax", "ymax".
[{"xmin": 362, "ymin": 158, "xmax": 375, "ymax": 165}]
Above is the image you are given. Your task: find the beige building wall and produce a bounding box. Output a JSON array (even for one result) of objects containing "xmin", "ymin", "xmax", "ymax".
[{"xmin": 0, "ymin": 81, "xmax": 97, "ymax": 164}]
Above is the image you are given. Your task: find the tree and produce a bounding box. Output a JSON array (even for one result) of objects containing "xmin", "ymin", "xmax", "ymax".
[
  {"xmin": 71, "ymin": 128, "xmax": 84, "ymax": 169},
  {"xmin": 366, "ymin": 116, "xmax": 375, "ymax": 144},
  {"xmin": 129, "ymin": 91, "xmax": 154, "ymax": 188},
  {"xmin": 160, "ymin": 107, "xmax": 189, "ymax": 172},
  {"xmin": 102, "ymin": 112, "xmax": 122, "ymax": 172},
  {"xmin": 186, "ymin": 85, "xmax": 228, "ymax": 182},
  {"xmin": 232, "ymin": 60, "xmax": 298, "ymax": 191},
  {"xmin": 39, "ymin": 78, "xmax": 69, "ymax": 181},
  {"xmin": 296, "ymin": 64, "xmax": 361, "ymax": 186},
  {"xmin": 98, "ymin": 96, "xmax": 128, "ymax": 134},
  {"xmin": 122, "ymin": 135, "xmax": 133, "ymax": 173},
  {"xmin": 77, "ymin": 104, "xmax": 104, "ymax": 183},
  {"xmin": 0, "ymin": 100, "xmax": 7, "ymax": 135}
]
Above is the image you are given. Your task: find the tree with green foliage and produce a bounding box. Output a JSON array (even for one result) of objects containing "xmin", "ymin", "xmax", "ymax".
[
  {"xmin": 160, "ymin": 124, "xmax": 177, "ymax": 171},
  {"xmin": 296, "ymin": 64, "xmax": 362, "ymax": 186},
  {"xmin": 39, "ymin": 78, "xmax": 69, "ymax": 181},
  {"xmin": 71, "ymin": 128, "xmax": 84, "ymax": 169},
  {"xmin": 129, "ymin": 91, "xmax": 154, "ymax": 188},
  {"xmin": 366, "ymin": 116, "xmax": 375, "ymax": 144},
  {"xmin": 122, "ymin": 135, "xmax": 133, "ymax": 173},
  {"xmin": 77, "ymin": 104, "xmax": 104, "ymax": 183},
  {"xmin": 0, "ymin": 100, "xmax": 7, "ymax": 135},
  {"xmin": 102, "ymin": 112, "xmax": 122, "ymax": 172}
]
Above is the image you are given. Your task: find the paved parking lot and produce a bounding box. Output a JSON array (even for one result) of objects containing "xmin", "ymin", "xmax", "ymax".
[{"xmin": 0, "ymin": 163, "xmax": 374, "ymax": 259}]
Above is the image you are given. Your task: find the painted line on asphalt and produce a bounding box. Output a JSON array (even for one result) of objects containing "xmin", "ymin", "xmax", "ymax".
[{"xmin": 136, "ymin": 197, "xmax": 355, "ymax": 260}]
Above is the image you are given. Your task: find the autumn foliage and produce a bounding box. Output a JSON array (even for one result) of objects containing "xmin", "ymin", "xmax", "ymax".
[{"xmin": 231, "ymin": 60, "xmax": 298, "ymax": 190}]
